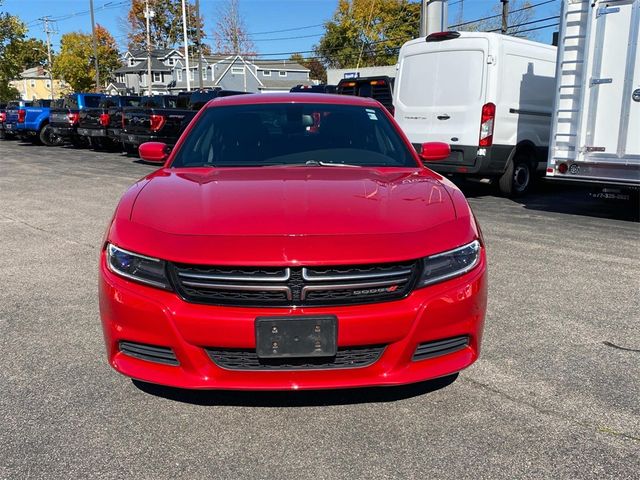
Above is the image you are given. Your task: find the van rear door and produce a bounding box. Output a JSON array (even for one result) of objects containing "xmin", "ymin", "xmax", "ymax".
[{"xmin": 395, "ymin": 36, "xmax": 489, "ymax": 162}]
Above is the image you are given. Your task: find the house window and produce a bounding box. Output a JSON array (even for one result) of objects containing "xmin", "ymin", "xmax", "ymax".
[
  {"xmin": 168, "ymin": 58, "xmax": 174, "ymax": 66},
  {"xmin": 153, "ymin": 72, "xmax": 161, "ymax": 82},
  {"xmin": 279, "ymin": 71, "xmax": 287, "ymax": 77},
  {"xmin": 263, "ymin": 70, "xmax": 271, "ymax": 76},
  {"xmin": 190, "ymin": 69, "xmax": 194, "ymax": 81},
  {"xmin": 45, "ymin": 80, "xmax": 51, "ymax": 88},
  {"xmin": 177, "ymin": 69, "xmax": 183, "ymax": 81},
  {"xmin": 30, "ymin": 79, "xmax": 36, "ymax": 87},
  {"xmin": 202, "ymin": 68, "xmax": 207, "ymax": 80},
  {"xmin": 231, "ymin": 67, "xmax": 245, "ymax": 75},
  {"xmin": 129, "ymin": 58, "xmax": 136, "ymax": 66}
]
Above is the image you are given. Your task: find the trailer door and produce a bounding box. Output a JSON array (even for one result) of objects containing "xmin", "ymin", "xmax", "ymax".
[{"xmin": 584, "ymin": 0, "xmax": 640, "ymax": 161}]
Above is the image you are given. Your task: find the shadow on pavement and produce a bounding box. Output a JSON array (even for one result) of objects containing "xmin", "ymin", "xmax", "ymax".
[
  {"xmin": 132, "ymin": 373, "xmax": 458, "ymax": 407},
  {"xmin": 454, "ymin": 178, "xmax": 639, "ymax": 222}
]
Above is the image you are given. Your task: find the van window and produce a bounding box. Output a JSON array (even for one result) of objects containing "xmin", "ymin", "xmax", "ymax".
[{"xmin": 399, "ymin": 50, "xmax": 485, "ymax": 107}]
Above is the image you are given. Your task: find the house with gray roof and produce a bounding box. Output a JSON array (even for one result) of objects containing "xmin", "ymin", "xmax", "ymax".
[{"xmin": 107, "ymin": 48, "xmax": 312, "ymax": 95}]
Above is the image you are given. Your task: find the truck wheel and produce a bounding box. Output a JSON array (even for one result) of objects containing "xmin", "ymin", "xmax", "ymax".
[
  {"xmin": 498, "ymin": 153, "xmax": 534, "ymax": 197},
  {"xmin": 38, "ymin": 124, "xmax": 58, "ymax": 146}
]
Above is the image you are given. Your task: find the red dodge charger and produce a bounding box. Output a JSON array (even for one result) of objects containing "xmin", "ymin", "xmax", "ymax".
[{"xmin": 99, "ymin": 93, "xmax": 487, "ymax": 390}]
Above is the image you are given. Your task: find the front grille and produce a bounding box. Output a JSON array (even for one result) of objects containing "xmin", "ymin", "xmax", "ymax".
[
  {"xmin": 412, "ymin": 336, "xmax": 469, "ymax": 361},
  {"xmin": 168, "ymin": 261, "xmax": 419, "ymax": 307},
  {"xmin": 119, "ymin": 341, "xmax": 179, "ymax": 366},
  {"xmin": 206, "ymin": 345, "xmax": 385, "ymax": 371}
]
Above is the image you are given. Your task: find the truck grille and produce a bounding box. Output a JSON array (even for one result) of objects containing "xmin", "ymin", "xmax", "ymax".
[
  {"xmin": 168, "ymin": 261, "xmax": 419, "ymax": 307},
  {"xmin": 206, "ymin": 345, "xmax": 385, "ymax": 370}
]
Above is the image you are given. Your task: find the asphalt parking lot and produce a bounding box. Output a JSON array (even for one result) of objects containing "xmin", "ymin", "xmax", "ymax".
[{"xmin": 1, "ymin": 140, "xmax": 638, "ymax": 479}]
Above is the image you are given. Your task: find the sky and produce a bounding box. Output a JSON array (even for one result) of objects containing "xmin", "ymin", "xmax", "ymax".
[{"xmin": 2, "ymin": 0, "xmax": 561, "ymax": 58}]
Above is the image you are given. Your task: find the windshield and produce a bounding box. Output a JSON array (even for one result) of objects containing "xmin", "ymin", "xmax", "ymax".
[{"xmin": 171, "ymin": 103, "xmax": 415, "ymax": 168}]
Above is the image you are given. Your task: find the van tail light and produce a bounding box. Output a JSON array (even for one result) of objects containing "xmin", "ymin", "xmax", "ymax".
[
  {"xmin": 479, "ymin": 102, "xmax": 495, "ymax": 147},
  {"xmin": 0, "ymin": 112, "xmax": 6, "ymax": 122},
  {"xmin": 18, "ymin": 109, "xmax": 26, "ymax": 123},
  {"xmin": 150, "ymin": 114, "xmax": 166, "ymax": 132},
  {"xmin": 99, "ymin": 113, "xmax": 110, "ymax": 127},
  {"xmin": 121, "ymin": 113, "xmax": 126, "ymax": 129},
  {"xmin": 67, "ymin": 113, "xmax": 80, "ymax": 125}
]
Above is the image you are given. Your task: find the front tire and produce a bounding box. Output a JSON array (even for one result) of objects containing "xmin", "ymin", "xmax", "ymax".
[{"xmin": 498, "ymin": 153, "xmax": 534, "ymax": 197}]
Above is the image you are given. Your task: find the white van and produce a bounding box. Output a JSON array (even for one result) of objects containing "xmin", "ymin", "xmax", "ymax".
[{"xmin": 394, "ymin": 31, "xmax": 557, "ymax": 195}]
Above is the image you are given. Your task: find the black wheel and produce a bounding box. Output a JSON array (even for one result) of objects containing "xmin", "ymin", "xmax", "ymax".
[
  {"xmin": 122, "ymin": 143, "xmax": 138, "ymax": 155},
  {"xmin": 89, "ymin": 137, "xmax": 108, "ymax": 150},
  {"xmin": 38, "ymin": 124, "xmax": 59, "ymax": 146},
  {"xmin": 498, "ymin": 152, "xmax": 534, "ymax": 197},
  {"xmin": 70, "ymin": 136, "xmax": 88, "ymax": 148}
]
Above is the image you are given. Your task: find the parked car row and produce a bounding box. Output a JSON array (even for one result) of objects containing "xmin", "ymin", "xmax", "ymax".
[{"xmin": 0, "ymin": 88, "xmax": 247, "ymax": 154}]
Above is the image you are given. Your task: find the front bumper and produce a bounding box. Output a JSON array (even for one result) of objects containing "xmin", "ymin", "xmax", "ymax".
[{"xmin": 99, "ymin": 250, "xmax": 487, "ymax": 390}]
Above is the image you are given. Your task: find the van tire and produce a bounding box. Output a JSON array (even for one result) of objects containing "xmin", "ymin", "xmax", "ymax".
[{"xmin": 498, "ymin": 152, "xmax": 534, "ymax": 197}]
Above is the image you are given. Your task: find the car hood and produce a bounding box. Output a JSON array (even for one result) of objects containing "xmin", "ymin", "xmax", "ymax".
[
  {"xmin": 113, "ymin": 167, "xmax": 474, "ymax": 265},
  {"xmin": 131, "ymin": 167, "xmax": 453, "ymax": 235}
]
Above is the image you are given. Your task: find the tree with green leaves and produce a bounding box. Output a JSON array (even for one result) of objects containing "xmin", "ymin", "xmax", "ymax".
[
  {"xmin": 290, "ymin": 53, "xmax": 327, "ymax": 83},
  {"xmin": 54, "ymin": 25, "xmax": 121, "ymax": 92},
  {"xmin": 126, "ymin": 0, "xmax": 204, "ymax": 51},
  {"xmin": 0, "ymin": 4, "xmax": 49, "ymax": 102},
  {"xmin": 315, "ymin": 0, "xmax": 420, "ymax": 69}
]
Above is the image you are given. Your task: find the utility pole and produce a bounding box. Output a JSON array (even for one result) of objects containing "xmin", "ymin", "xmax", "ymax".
[
  {"xmin": 501, "ymin": 0, "xmax": 509, "ymax": 34},
  {"xmin": 420, "ymin": 0, "xmax": 428, "ymax": 37},
  {"xmin": 195, "ymin": 0, "xmax": 203, "ymax": 89},
  {"xmin": 181, "ymin": 0, "xmax": 191, "ymax": 91},
  {"xmin": 89, "ymin": 0, "xmax": 100, "ymax": 92},
  {"xmin": 423, "ymin": 0, "xmax": 449, "ymax": 36},
  {"xmin": 144, "ymin": 0, "xmax": 154, "ymax": 95},
  {"xmin": 41, "ymin": 17, "xmax": 55, "ymax": 99}
]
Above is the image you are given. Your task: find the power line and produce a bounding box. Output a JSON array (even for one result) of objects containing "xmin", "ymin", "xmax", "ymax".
[
  {"xmin": 450, "ymin": 0, "xmax": 559, "ymax": 28},
  {"xmin": 487, "ymin": 14, "xmax": 561, "ymax": 32}
]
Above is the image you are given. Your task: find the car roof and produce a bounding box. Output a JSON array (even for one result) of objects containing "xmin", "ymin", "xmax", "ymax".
[{"xmin": 207, "ymin": 92, "xmax": 382, "ymax": 109}]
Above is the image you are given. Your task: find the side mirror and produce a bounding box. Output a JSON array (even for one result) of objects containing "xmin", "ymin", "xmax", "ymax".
[
  {"xmin": 419, "ymin": 142, "xmax": 450, "ymax": 162},
  {"xmin": 139, "ymin": 142, "xmax": 170, "ymax": 163}
]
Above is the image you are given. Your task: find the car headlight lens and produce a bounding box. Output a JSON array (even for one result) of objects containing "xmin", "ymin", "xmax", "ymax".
[
  {"xmin": 417, "ymin": 240, "xmax": 481, "ymax": 287},
  {"xmin": 106, "ymin": 243, "xmax": 170, "ymax": 289}
]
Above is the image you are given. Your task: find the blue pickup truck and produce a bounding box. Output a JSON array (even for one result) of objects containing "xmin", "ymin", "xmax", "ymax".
[
  {"xmin": 50, "ymin": 93, "xmax": 105, "ymax": 147},
  {"xmin": 4, "ymin": 100, "xmax": 57, "ymax": 143}
]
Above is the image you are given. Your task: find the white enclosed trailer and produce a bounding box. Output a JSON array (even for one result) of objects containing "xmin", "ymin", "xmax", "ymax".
[{"xmin": 547, "ymin": 0, "xmax": 640, "ymax": 187}]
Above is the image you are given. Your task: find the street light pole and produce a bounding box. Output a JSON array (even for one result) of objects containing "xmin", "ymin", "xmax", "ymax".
[
  {"xmin": 89, "ymin": 0, "xmax": 100, "ymax": 91},
  {"xmin": 195, "ymin": 0, "xmax": 203, "ymax": 89},
  {"xmin": 181, "ymin": 0, "xmax": 191, "ymax": 91},
  {"xmin": 144, "ymin": 0, "xmax": 154, "ymax": 95}
]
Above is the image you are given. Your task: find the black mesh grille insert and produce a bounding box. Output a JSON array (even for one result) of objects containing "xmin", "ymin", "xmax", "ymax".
[
  {"xmin": 169, "ymin": 261, "xmax": 419, "ymax": 307},
  {"xmin": 412, "ymin": 336, "xmax": 469, "ymax": 361},
  {"xmin": 119, "ymin": 341, "xmax": 179, "ymax": 366},
  {"xmin": 206, "ymin": 345, "xmax": 385, "ymax": 371}
]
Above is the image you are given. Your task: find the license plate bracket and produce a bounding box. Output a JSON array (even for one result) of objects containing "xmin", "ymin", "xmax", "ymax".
[{"xmin": 255, "ymin": 315, "xmax": 337, "ymax": 359}]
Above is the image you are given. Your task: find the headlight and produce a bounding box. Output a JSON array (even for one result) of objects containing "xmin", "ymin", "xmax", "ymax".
[
  {"xmin": 106, "ymin": 243, "xmax": 170, "ymax": 289},
  {"xmin": 417, "ymin": 240, "xmax": 481, "ymax": 287}
]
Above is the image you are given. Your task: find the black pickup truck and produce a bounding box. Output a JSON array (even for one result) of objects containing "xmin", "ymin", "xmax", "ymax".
[
  {"xmin": 50, "ymin": 93, "xmax": 105, "ymax": 147},
  {"xmin": 77, "ymin": 95, "xmax": 142, "ymax": 149},
  {"xmin": 121, "ymin": 90, "xmax": 246, "ymax": 150},
  {"xmin": 336, "ymin": 76, "xmax": 395, "ymax": 114}
]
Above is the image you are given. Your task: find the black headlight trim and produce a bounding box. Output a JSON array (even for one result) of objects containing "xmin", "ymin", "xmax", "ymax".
[{"xmin": 417, "ymin": 240, "xmax": 481, "ymax": 288}]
